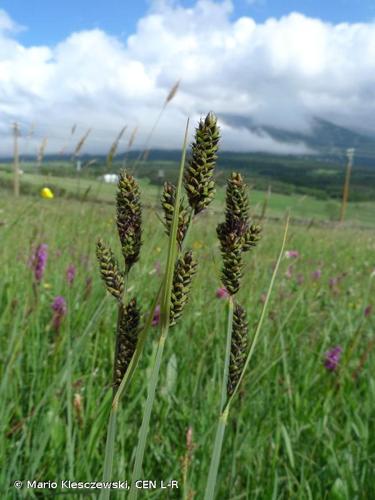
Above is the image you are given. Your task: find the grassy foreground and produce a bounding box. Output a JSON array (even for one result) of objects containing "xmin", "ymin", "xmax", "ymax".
[{"xmin": 0, "ymin": 191, "xmax": 374, "ymax": 499}]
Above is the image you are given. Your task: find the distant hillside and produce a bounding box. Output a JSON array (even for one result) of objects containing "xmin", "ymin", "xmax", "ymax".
[
  {"xmin": 218, "ymin": 116, "xmax": 375, "ymax": 167},
  {"xmin": 1, "ymin": 119, "xmax": 374, "ymax": 201},
  {"xmin": 263, "ymin": 119, "xmax": 375, "ymax": 165}
]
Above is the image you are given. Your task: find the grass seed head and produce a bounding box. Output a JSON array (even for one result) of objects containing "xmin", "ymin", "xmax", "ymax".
[
  {"xmin": 113, "ymin": 298, "xmax": 141, "ymax": 391},
  {"xmin": 227, "ymin": 303, "xmax": 248, "ymax": 397},
  {"xmin": 217, "ymin": 226, "xmax": 243, "ymax": 295},
  {"xmin": 184, "ymin": 112, "xmax": 220, "ymax": 214},
  {"xmin": 170, "ymin": 250, "xmax": 197, "ymax": 327},
  {"xmin": 242, "ymin": 224, "xmax": 262, "ymax": 252},
  {"xmin": 225, "ymin": 173, "xmax": 249, "ymax": 229},
  {"xmin": 217, "ymin": 172, "xmax": 262, "ymax": 294},
  {"xmin": 116, "ymin": 171, "xmax": 142, "ymax": 272},
  {"xmin": 96, "ymin": 238, "xmax": 124, "ymax": 300},
  {"xmin": 161, "ymin": 181, "xmax": 190, "ymax": 247}
]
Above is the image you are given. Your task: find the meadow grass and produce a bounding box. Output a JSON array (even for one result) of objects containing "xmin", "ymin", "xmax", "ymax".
[
  {"xmin": 1, "ymin": 169, "xmax": 375, "ymax": 227},
  {"xmin": 0, "ymin": 189, "xmax": 374, "ymax": 499}
]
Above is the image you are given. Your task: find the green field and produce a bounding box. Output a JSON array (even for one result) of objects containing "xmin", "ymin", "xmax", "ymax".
[
  {"xmin": 1, "ymin": 176, "xmax": 374, "ymax": 498},
  {"xmin": 1, "ymin": 169, "xmax": 375, "ymax": 228}
]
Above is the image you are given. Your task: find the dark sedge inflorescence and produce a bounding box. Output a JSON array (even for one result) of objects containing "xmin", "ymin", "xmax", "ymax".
[
  {"xmin": 116, "ymin": 171, "xmax": 142, "ymax": 272},
  {"xmin": 215, "ymin": 172, "xmax": 262, "ymax": 399},
  {"xmin": 170, "ymin": 251, "xmax": 197, "ymax": 327},
  {"xmin": 227, "ymin": 304, "xmax": 248, "ymax": 397},
  {"xmin": 217, "ymin": 172, "xmax": 261, "ymax": 295},
  {"xmin": 161, "ymin": 181, "xmax": 190, "ymax": 247},
  {"xmin": 96, "ymin": 238, "xmax": 124, "ymax": 301},
  {"xmin": 184, "ymin": 112, "xmax": 220, "ymax": 214},
  {"xmin": 113, "ymin": 298, "xmax": 141, "ymax": 392},
  {"xmin": 96, "ymin": 170, "xmax": 143, "ymax": 394}
]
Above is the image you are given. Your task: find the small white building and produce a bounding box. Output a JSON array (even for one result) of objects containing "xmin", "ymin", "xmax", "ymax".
[{"xmin": 100, "ymin": 173, "xmax": 119, "ymax": 184}]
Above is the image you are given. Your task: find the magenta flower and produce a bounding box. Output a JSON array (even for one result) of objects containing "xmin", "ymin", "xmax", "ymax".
[
  {"xmin": 66, "ymin": 264, "xmax": 76, "ymax": 286},
  {"xmin": 364, "ymin": 305, "xmax": 372, "ymax": 318},
  {"xmin": 152, "ymin": 305, "xmax": 161, "ymax": 326},
  {"xmin": 329, "ymin": 277, "xmax": 338, "ymax": 288},
  {"xmin": 52, "ymin": 296, "xmax": 67, "ymax": 330},
  {"xmin": 285, "ymin": 250, "xmax": 299, "ymax": 259},
  {"xmin": 311, "ymin": 269, "xmax": 322, "ymax": 280},
  {"xmin": 324, "ymin": 346, "xmax": 342, "ymax": 372},
  {"xmin": 33, "ymin": 244, "xmax": 48, "ymax": 283},
  {"xmin": 216, "ymin": 287, "xmax": 230, "ymax": 299}
]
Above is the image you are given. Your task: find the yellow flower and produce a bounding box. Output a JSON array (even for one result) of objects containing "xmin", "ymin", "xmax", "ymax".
[
  {"xmin": 41, "ymin": 187, "xmax": 54, "ymax": 199},
  {"xmin": 192, "ymin": 240, "xmax": 203, "ymax": 250},
  {"xmin": 43, "ymin": 282, "xmax": 52, "ymax": 290}
]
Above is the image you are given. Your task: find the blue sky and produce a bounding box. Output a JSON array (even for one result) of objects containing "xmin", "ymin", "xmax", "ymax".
[
  {"xmin": 2, "ymin": 0, "xmax": 375, "ymax": 46},
  {"xmin": 1, "ymin": 0, "xmax": 375, "ymax": 155}
]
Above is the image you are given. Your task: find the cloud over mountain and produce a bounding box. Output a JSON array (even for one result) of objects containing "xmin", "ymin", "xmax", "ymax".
[{"xmin": 1, "ymin": 1, "xmax": 375, "ymax": 156}]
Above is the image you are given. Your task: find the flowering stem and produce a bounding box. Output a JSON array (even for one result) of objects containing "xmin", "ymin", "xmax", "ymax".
[
  {"xmin": 226, "ymin": 217, "xmax": 289, "ymax": 410},
  {"xmin": 204, "ymin": 298, "xmax": 233, "ymax": 500},
  {"xmin": 204, "ymin": 217, "xmax": 289, "ymax": 499},
  {"xmin": 221, "ymin": 297, "xmax": 234, "ymax": 411},
  {"xmin": 99, "ymin": 300, "xmax": 124, "ymax": 500},
  {"xmin": 129, "ymin": 119, "xmax": 190, "ymax": 500}
]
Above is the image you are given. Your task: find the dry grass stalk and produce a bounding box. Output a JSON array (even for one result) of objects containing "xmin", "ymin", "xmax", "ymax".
[{"xmin": 73, "ymin": 128, "xmax": 91, "ymax": 157}]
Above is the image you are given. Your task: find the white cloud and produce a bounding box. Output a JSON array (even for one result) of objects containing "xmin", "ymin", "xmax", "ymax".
[{"xmin": 1, "ymin": 1, "xmax": 375, "ymax": 157}]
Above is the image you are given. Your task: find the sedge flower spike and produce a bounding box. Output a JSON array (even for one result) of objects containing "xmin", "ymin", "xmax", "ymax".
[
  {"xmin": 184, "ymin": 112, "xmax": 220, "ymax": 214},
  {"xmin": 96, "ymin": 239, "xmax": 124, "ymax": 300},
  {"xmin": 116, "ymin": 171, "xmax": 142, "ymax": 272},
  {"xmin": 227, "ymin": 304, "xmax": 248, "ymax": 397},
  {"xmin": 161, "ymin": 182, "xmax": 189, "ymax": 247},
  {"xmin": 217, "ymin": 172, "xmax": 261, "ymax": 295},
  {"xmin": 169, "ymin": 251, "xmax": 197, "ymax": 327},
  {"xmin": 113, "ymin": 298, "xmax": 141, "ymax": 392}
]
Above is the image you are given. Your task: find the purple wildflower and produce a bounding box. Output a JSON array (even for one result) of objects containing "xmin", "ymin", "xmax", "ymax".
[
  {"xmin": 66, "ymin": 264, "xmax": 76, "ymax": 286},
  {"xmin": 364, "ymin": 305, "xmax": 372, "ymax": 318},
  {"xmin": 324, "ymin": 346, "xmax": 342, "ymax": 372},
  {"xmin": 152, "ymin": 305, "xmax": 161, "ymax": 327},
  {"xmin": 52, "ymin": 296, "xmax": 67, "ymax": 331},
  {"xmin": 285, "ymin": 250, "xmax": 299, "ymax": 259},
  {"xmin": 216, "ymin": 287, "xmax": 229, "ymax": 299},
  {"xmin": 311, "ymin": 269, "xmax": 322, "ymax": 280},
  {"xmin": 329, "ymin": 277, "xmax": 338, "ymax": 288},
  {"xmin": 33, "ymin": 244, "xmax": 48, "ymax": 283}
]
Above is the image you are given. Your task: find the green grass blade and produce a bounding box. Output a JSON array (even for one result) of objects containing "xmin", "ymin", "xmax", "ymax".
[
  {"xmin": 204, "ymin": 298, "xmax": 234, "ymax": 500},
  {"xmin": 204, "ymin": 407, "xmax": 229, "ymax": 500},
  {"xmin": 99, "ymin": 283, "xmax": 163, "ymax": 500},
  {"xmin": 129, "ymin": 119, "xmax": 190, "ymax": 500},
  {"xmin": 204, "ymin": 217, "xmax": 289, "ymax": 500},
  {"xmin": 99, "ymin": 409, "xmax": 118, "ymax": 500}
]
